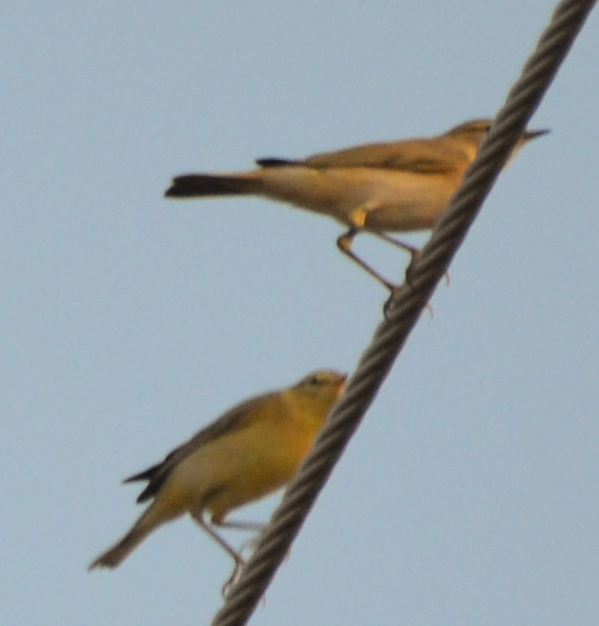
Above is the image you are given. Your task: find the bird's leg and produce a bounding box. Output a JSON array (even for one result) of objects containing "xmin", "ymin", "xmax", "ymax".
[
  {"xmin": 215, "ymin": 520, "xmax": 266, "ymax": 558},
  {"xmin": 221, "ymin": 564, "xmax": 243, "ymax": 597},
  {"xmin": 191, "ymin": 511, "xmax": 245, "ymax": 564},
  {"xmin": 367, "ymin": 229, "xmax": 419, "ymax": 259},
  {"xmin": 215, "ymin": 520, "xmax": 265, "ymax": 532},
  {"xmin": 365, "ymin": 229, "xmax": 438, "ymax": 319},
  {"xmin": 336, "ymin": 206, "xmax": 398, "ymax": 291},
  {"xmin": 367, "ymin": 230, "xmax": 450, "ymax": 287},
  {"xmin": 337, "ymin": 228, "xmax": 397, "ymax": 291},
  {"xmin": 191, "ymin": 511, "xmax": 246, "ymax": 596},
  {"xmin": 214, "ymin": 519, "xmax": 271, "ymax": 605}
]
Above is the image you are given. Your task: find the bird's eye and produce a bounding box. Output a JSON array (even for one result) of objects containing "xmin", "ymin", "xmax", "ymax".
[{"xmin": 304, "ymin": 374, "xmax": 324, "ymax": 387}]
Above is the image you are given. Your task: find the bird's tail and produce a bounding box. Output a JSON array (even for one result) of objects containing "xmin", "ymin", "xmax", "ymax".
[
  {"xmin": 88, "ymin": 503, "xmax": 172, "ymax": 570},
  {"xmin": 165, "ymin": 173, "xmax": 260, "ymax": 198},
  {"xmin": 89, "ymin": 527, "xmax": 148, "ymax": 570}
]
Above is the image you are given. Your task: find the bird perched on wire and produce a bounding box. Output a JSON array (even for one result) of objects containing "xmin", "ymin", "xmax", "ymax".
[
  {"xmin": 89, "ymin": 369, "xmax": 346, "ymax": 590},
  {"xmin": 165, "ymin": 119, "xmax": 548, "ymax": 290}
]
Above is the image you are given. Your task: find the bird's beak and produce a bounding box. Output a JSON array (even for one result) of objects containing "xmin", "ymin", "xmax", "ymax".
[
  {"xmin": 503, "ymin": 127, "xmax": 549, "ymax": 167},
  {"xmin": 524, "ymin": 128, "xmax": 550, "ymax": 142}
]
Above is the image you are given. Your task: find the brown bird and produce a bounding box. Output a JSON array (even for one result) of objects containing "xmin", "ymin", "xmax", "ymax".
[{"xmin": 165, "ymin": 119, "xmax": 548, "ymax": 289}]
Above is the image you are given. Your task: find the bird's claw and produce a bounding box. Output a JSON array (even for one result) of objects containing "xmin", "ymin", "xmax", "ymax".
[{"xmin": 221, "ymin": 558, "xmax": 245, "ymax": 598}]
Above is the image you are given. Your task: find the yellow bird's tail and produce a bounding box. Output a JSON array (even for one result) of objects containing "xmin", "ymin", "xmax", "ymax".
[
  {"xmin": 88, "ymin": 502, "xmax": 173, "ymax": 570},
  {"xmin": 89, "ymin": 527, "xmax": 146, "ymax": 570}
]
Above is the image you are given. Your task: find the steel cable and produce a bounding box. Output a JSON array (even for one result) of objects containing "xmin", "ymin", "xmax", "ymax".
[{"xmin": 211, "ymin": 1, "xmax": 596, "ymax": 624}]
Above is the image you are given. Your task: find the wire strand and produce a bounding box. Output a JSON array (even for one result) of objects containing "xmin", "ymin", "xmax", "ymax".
[{"xmin": 211, "ymin": 2, "xmax": 597, "ymax": 624}]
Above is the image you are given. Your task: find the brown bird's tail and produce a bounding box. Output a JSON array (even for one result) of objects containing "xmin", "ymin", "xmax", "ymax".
[{"xmin": 165, "ymin": 173, "xmax": 260, "ymax": 198}]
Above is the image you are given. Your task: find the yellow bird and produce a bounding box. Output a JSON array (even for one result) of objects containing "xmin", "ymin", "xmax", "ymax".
[
  {"xmin": 89, "ymin": 369, "xmax": 346, "ymax": 577},
  {"xmin": 165, "ymin": 119, "xmax": 548, "ymax": 289}
]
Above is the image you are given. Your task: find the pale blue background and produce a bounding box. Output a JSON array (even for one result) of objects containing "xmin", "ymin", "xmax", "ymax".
[{"xmin": 2, "ymin": 2, "xmax": 598, "ymax": 625}]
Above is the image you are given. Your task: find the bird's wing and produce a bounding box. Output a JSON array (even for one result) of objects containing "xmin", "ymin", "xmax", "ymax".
[
  {"xmin": 124, "ymin": 393, "xmax": 273, "ymax": 503},
  {"xmin": 257, "ymin": 138, "xmax": 469, "ymax": 174}
]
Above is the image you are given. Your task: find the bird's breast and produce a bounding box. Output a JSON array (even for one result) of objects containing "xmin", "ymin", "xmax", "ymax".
[
  {"xmin": 258, "ymin": 166, "xmax": 460, "ymax": 233},
  {"xmin": 155, "ymin": 413, "xmax": 316, "ymax": 521}
]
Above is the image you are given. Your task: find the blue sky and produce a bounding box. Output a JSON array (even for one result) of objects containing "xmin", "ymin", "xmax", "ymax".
[{"xmin": 2, "ymin": 2, "xmax": 598, "ymax": 625}]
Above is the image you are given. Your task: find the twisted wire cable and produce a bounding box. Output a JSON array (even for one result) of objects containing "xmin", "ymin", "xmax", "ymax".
[{"xmin": 211, "ymin": 1, "xmax": 596, "ymax": 624}]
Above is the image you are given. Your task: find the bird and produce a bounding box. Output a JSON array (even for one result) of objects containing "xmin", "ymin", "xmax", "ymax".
[
  {"xmin": 89, "ymin": 369, "xmax": 346, "ymax": 587},
  {"xmin": 165, "ymin": 118, "xmax": 548, "ymax": 290}
]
